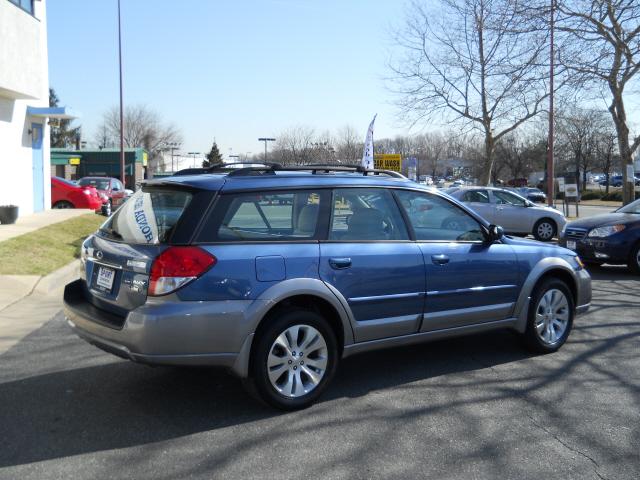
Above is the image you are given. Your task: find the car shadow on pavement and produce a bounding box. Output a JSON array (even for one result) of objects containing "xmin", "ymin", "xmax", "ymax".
[
  {"xmin": 0, "ymin": 319, "xmax": 533, "ymax": 468},
  {"xmin": 1, "ymin": 266, "xmax": 639, "ymax": 471}
]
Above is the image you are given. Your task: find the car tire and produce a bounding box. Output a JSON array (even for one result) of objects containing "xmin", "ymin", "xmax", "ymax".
[
  {"xmin": 53, "ymin": 200, "xmax": 74, "ymax": 209},
  {"xmin": 628, "ymin": 242, "xmax": 640, "ymax": 275},
  {"xmin": 102, "ymin": 201, "xmax": 112, "ymax": 216},
  {"xmin": 533, "ymin": 218, "xmax": 556, "ymax": 242},
  {"xmin": 249, "ymin": 309, "xmax": 338, "ymax": 410},
  {"xmin": 522, "ymin": 278, "xmax": 574, "ymax": 354}
]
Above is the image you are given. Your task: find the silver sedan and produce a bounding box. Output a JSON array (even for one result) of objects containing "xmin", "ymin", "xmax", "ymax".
[{"xmin": 446, "ymin": 186, "xmax": 567, "ymax": 241}]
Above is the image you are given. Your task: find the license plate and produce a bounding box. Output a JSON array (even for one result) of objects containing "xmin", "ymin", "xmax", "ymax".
[
  {"xmin": 95, "ymin": 266, "xmax": 115, "ymax": 292},
  {"xmin": 566, "ymin": 240, "xmax": 576, "ymax": 250}
]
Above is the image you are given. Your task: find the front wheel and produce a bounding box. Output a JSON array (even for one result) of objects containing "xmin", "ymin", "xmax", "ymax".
[
  {"xmin": 522, "ymin": 278, "xmax": 574, "ymax": 353},
  {"xmin": 249, "ymin": 309, "xmax": 338, "ymax": 410},
  {"xmin": 533, "ymin": 218, "xmax": 557, "ymax": 242},
  {"xmin": 628, "ymin": 243, "xmax": 640, "ymax": 275}
]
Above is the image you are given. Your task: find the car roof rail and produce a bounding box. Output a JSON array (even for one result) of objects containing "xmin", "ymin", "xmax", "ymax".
[{"xmin": 226, "ymin": 163, "xmax": 406, "ymax": 179}]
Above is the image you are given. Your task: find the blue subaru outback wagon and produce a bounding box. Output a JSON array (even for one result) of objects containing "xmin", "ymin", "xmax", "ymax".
[{"xmin": 64, "ymin": 164, "xmax": 591, "ymax": 409}]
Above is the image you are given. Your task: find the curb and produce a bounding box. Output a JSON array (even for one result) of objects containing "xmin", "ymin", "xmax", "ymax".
[{"xmin": 34, "ymin": 259, "xmax": 81, "ymax": 295}]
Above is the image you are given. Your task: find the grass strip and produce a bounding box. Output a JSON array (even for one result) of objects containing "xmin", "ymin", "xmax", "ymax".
[{"xmin": 0, "ymin": 214, "xmax": 104, "ymax": 275}]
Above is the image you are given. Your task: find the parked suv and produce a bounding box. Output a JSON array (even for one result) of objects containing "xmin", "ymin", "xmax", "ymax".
[{"xmin": 64, "ymin": 165, "xmax": 591, "ymax": 409}]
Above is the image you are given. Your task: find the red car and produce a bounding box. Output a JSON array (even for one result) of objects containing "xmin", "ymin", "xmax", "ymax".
[
  {"xmin": 51, "ymin": 176, "xmax": 105, "ymax": 212},
  {"xmin": 77, "ymin": 177, "xmax": 128, "ymax": 216}
]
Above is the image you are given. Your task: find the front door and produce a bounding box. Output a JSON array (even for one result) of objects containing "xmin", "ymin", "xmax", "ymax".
[
  {"xmin": 31, "ymin": 123, "xmax": 44, "ymax": 212},
  {"xmin": 319, "ymin": 188, "xmax": 425, "ymax": 342},
  {"xmin": 394, "ymin": 189, "xmax": 520, "ymax": 331}
]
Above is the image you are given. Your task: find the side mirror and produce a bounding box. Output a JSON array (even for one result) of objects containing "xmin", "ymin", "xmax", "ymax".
[{"xmin": 488, "ymin": 224, "xmax": 504, "ymax": 242}]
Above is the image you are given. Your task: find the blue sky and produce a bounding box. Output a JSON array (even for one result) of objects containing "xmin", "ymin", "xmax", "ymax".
[{"xmin": 47, "ymin": 0, "xmax": 409, "ymax": 157}]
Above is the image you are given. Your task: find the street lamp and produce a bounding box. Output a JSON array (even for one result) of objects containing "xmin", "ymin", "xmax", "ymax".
[
  {"xmin": 258, "ymin": 137, "xmax": 276, "ymax": 162},
  {"xmin": 161, "ymin": 141, "xmax": 181, "ymax": 172},
  {"xmin": 188, "ymin": 151, "xmax": 201, "ymax": 168}
]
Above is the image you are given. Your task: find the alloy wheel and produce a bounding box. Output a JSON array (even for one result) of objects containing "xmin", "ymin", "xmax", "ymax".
[
  {"xmin": 267, "ymin": 324, "xmax": 328, "ymax": 398},
  {"xmin": 534, "ymin": 289, "xmax": 569, "ymax": 345},
  {"xmin": 537, "ymin": 222, "xmax": 554, "ymax": 240}
]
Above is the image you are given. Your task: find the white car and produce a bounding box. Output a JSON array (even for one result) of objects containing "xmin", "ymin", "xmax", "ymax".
[{"xmin": 445, "ymin": 186, "xmax": 566, "ymax": 241}]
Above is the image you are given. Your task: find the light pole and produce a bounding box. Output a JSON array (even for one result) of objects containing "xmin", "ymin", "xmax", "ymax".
[
  {"xmin": 258, "ymin": 137, "xmax": 276, "ymax": 162},
  {"xmin": 117, "ymin": 0, "xmax": 125, "ymax": 186},
  {"xmin": 188, "ymin": 151, "xmax": 201, "ymax": 168},
  {"xmin": 163, "ymin": 142, "xmax": 180, "ymax": 172},
  {"xmin": 547, "ymin": 0, "xmax": 555, "ymax": 207}
]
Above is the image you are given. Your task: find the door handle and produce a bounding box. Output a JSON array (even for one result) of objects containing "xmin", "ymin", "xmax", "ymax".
[
  {"xmin": 329, "ymin": 257, "xmax": 352, "ymax": 269},
  {"xmin": 431, "ymin": 254, "xmax": 450, "ymax": 265}
]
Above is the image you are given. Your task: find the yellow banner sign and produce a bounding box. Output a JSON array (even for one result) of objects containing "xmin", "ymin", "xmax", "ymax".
[
  {"xmin": 374, "ymin": 154, "xmax": 402, "ymax": 172},
  {"xmin": 69, "ymin": 157, "xmax": 81, "ymax": 165}
]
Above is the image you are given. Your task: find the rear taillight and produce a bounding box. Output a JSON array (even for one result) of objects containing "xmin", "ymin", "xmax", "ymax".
[{"xmin": 149, "ymin": 246, "xmax": 216, "ymax": 296}]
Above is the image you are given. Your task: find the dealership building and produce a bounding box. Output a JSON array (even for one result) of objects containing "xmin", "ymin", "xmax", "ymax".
[
  {"xmin": 0, "ymin": 0, "xmax": 76, "ymax": 215},
  {"xmin": 51, "ymin": 148, "xmax": 148, "ymax": 189}
]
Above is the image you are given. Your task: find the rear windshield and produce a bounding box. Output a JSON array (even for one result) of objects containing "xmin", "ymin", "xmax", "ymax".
[
  {"xmin": 79, "ymin": 178, "xmax": 110, "ymax": 190},
  {"xmin": 99, "ymin": 188, "xmax": 192, "ymax": 244}
]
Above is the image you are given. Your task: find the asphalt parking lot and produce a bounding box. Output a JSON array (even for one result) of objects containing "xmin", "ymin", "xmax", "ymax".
[{"xmin": 0, "ymin": 267, "xmax": 638, "ymax": 480}]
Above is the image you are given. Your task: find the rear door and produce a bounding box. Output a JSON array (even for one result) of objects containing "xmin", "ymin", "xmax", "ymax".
[
  {"xmin": 460, "ymin": 189, "xmax": 494, "ymax": 223},
  {"xmin": 319, "ymin": 188, "xmax": 425, "ymax": 342},
  {"xmin": 394, "ymin": 189, "xmax": 520, "ymax": 331},
  {"xmin": 491, "ymin": 190, "xmax": 532, "ymax": 233},
  {"xmin": 189, "ymin": 189, "xmax": 327, "ymax": 302}
]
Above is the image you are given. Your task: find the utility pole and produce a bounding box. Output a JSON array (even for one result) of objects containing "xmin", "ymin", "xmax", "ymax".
[
  {"xmin": 547, "ymin": 0, "xmax": 555, "ymax": 207},
  {"xmin": 258, "ymin": 137, "xmax": 276, "ymax": 162},
  {"xmin": 117, "ymin": 0, "xmax": 125, "ymax": 186}
]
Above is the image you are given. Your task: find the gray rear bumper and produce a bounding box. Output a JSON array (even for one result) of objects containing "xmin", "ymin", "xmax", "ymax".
[{"xmin": 63, "ymin": 279, "xmax": 258, "ymax": 375}]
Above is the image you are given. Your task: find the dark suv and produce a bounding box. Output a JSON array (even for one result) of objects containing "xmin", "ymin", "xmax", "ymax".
[{"xmin": 64, "ymin": 164, "xmax": 591, "ymax": 409}]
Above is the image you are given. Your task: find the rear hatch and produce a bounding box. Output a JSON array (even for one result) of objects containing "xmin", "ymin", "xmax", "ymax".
[{"xmin": 80, "ymin": 183, "xmax": 216, "ymax": 325}]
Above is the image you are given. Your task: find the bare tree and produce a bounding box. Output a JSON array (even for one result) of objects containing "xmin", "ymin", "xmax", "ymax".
[
  {"xmin": 390, "ymin": 0, "xmax": 564, "ymax": 185},
  {"xmin": 335, "ymin": 125, "xmax": 362, "ymax": 164},
  {"xmin": 557, "ymin": 0, "xmax": 640, "ymax": 203},
  {"xmin": 96, "ymin": 104, "xmax": 182, "ymax": 174},
  {"xmin": 272, "ymin": 126, "xmax": 316, "ymax": 165},
  {"xmin": 557, "ymin": 108, "xmax": 610, "ymax": 191},
  {"xmin": 595, "ymin": 131, "xmax": 619, "ymax": 194}
]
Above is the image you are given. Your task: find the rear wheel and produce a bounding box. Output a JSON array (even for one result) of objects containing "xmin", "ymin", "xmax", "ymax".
[
  {"xmin": 533, "ymin": 218, "xmax": 556, "ymax": 242},
  {"xmin": 628, "ymin": 243, "xmax": 640, "ymax": 275},
  {"xmin": 522, "ymin": 278, "xmax": 574, "ymax": 353},
  {"xmin": 53, "ymin": 200, "xmax": 74, "ymax": 209},
  {"xmin": 248, "ymin": 309, "xmax": 338, "ymax": 410}
]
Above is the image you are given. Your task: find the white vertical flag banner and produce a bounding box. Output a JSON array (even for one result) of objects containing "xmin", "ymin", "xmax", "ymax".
[{"xmin": 361, "ymin": 114, "xmax": 377, "ymax": 169}]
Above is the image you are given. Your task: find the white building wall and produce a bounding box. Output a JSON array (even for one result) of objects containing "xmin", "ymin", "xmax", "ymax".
[{"xmin": 0, "ymin": 0, "xmax": 50, "ymax": 215}]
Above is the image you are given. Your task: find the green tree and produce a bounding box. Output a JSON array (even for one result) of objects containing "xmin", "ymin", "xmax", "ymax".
[
  {"xmin": 49, "ymin": 88, "xmax": 81, "ymax": 148},
  {"xmin": 203, "ymin": 142, "xmax": 223, "ymax": 167}
]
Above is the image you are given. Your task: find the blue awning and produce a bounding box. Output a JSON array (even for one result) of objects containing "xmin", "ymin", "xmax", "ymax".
[{"xmin": 27, "ymin": 106, "xmax": 80, "ymax": 119}]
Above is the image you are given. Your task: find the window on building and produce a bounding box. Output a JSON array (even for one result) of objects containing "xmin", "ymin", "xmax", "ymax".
[{"xmin": 8, "ymin": 0, "xmax": 35, "ymax": 15}]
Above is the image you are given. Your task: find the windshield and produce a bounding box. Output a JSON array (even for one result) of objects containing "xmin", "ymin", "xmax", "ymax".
[
  {"xmin": 99, "ymin": 188, "xmax": 192, "ymax": 244},
  {"xmin": 617, "ymin": 198, "xmax": 640, "ymax": 214},
  {"xmin": 79, "ymin": 178, "xmax": 110, "ymax": 190}
]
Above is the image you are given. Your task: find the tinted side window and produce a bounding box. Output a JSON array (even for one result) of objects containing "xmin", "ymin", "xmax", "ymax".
[
  {"xmin": 462, "ymin": 189, "xmax": 489, "ymax": 203},
  {"xmin": 493, "ymin": 190, "xmax": 526, "ymax": 206},
  {"xmin": 330, "ymin": 188, "xmax": 408, "ymax": 240},
  {"xmin": 203, "ymin": 191, "xmax": 323, "ymax": 241},
  {"xmin": 396, "ymin": 190, "xmax": 485, "ymax": 242}
]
